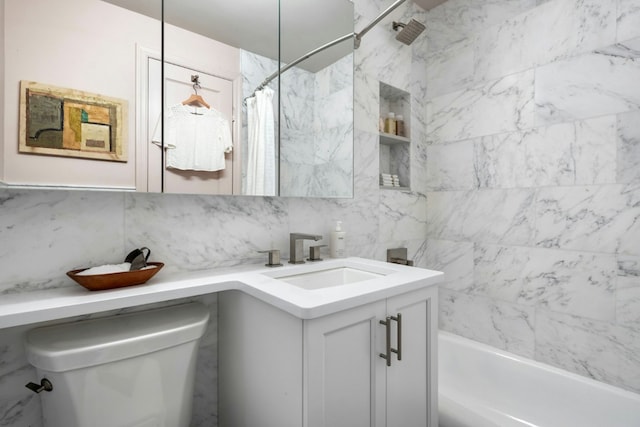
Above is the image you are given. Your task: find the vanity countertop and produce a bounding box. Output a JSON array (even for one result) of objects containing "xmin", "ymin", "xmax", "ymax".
[{"xmin": 0, "ymin": 257, "xmax": 443, "ymax": 329}]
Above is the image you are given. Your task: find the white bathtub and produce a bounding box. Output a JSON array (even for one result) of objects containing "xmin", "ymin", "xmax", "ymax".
[{"xmin": 438, "ymin": 331, "xmax": 640, "ymax": 427}]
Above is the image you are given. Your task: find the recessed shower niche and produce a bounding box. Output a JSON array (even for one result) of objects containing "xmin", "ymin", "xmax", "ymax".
[{"xmin": 379, "ymin": 82, "xmax": 410, "ymax": 190}]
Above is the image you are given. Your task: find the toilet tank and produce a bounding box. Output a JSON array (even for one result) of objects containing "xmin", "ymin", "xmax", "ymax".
[{"xmin": 24, "ymin": 302, "xmax": 210, "ymax": 427}]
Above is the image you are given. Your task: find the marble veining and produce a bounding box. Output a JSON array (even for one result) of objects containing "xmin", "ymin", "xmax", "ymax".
[
  {"xmin": 535, "ymin": 37, "xmax": 640, "ymax": 126},
  {"xmin": 125, "ymin": 193, "xmax": 290, "ymax": 272},
  {"xmin": 439, "ymin": 288, "xmax": 536, "ymax": 358},
  {"xmin": 617, "ymin": 110, "xmax": 640, "ymax": 186},
  {"xmin": 475, "ymin": 116, "xmax": 617, "ymax": 189},
  {"xmin": 617, "ymin": 255, "xmax": 640, "ymax": 330},
  {"xmin": 424, "ymin": 239, "xmax": 474, "ymax": 293},
  {"xmin": 617, "ymin": 0, "xmax": 640, "ymax": 43},
  {"xmin": 474, "ymin": 244, "xmax": 617, "ymax": 321},
  {"xmin": 426, "ymin": 38, "xmax": 475, "ymax": 98},
  {"xmin": 427, "ymin": 189, "xmax": 536, "ymax": 246},
  {"xmin": 426, "ymin": 140, "xmax": 475, "ymax": 191},
  {"xmin": 378, "ymin": 190, "xmax": 428, "ymax": 243},
  {"xmin": 534, "ymin": 309, "xmax": 640, "ymax": 392},
  {"xmin": 474, "ymin": 0, "xmax": 616, "ymax": 84},
  {"xmin": 0, "ymin": 190, "xmax": 125, "ymax": 294},
  {"xmin": 427, "ymin": 70, "xmax": 535, "ymax": 144},
  {"xmin": 426, "ymin": 0, "xmax": 538, "ymax": 53},
  {"xmin": 535, "ymin": 185, "xmax": 640, "ymax": 257}
]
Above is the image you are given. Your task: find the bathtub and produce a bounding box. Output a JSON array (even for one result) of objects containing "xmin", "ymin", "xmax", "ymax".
[{"xmin": 438, "ymin": 331, "xmax": 640, "ymax": 427}]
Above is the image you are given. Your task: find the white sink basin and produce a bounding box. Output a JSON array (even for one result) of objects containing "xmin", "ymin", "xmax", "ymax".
[
  {"xmin": 263, "ymin": 260, "xmax": 395, "ymax": 291},
  {"xmin": 273, "ymin": 267, "xmax": 385, "ymax": 290}
]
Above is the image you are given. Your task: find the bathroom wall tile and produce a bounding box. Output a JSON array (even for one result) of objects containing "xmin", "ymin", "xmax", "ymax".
[
  {"xmin": 426, "ymin": 38, "xmax": 475, "ymax": 98},
  {"xmin": 427, "ymin": 70, "xmax": 535, "ymax": 143},
  {"xmin": 287, "ymin": 195, "xmax": 379, "ymax": 252},
  {"xmin": 425, "ymin": 139, "xmax": 475, "ymax": 191},
  {"xmin": 617, "ymin": 255, "xmax": 640, "ymax": 329},
  {"xmin": 310, "ymin": 124, "xmax": 353, "ymax": 198},
  {"xmin": 356, "ymin": 23, "xmax": 412, "ymax": 92},
  {"xmin": 535, "ymin": 39, "xmax": 640, "ymax": 126},
  {"xmin": 424, "ymin": 239, "xmax": 474, "ymax": 292},
  {"xmin": 124, "ymin": 193, "xmax": 290, "ymax": 271},
  {"xmin": 474, "ymin": 0, "xmax": 616, "ymax": 83},
  {"xmin": 474, "ymin": 244, "xmax": 616, "ymax": 321},
  {"xmin": 475, "ymin": 116, "xmax": 617, "ymax": 189},
  {"xmin": 426, "ymin": 0, "xmax": 538, "ymax": 52},
  {"xmin": 314, "ymin": 86, "xmax": 353, "ymax": 133},
  {"xmin": 192, "ymin": 343, "xmax": 218, "ymax": 426},
  {"xmin": 617, "ymin": 110, "xmax": 640, "ymax": 186},
  {"xmin": 354, "ymin": 72, "xmax": 380, "ymax": 133},
  {"xmin": 0, "ymin": 323, "xmax": 42, "ymax": 425},
  {"xmin": 0, "ymin": 189, "xmax": 125, "ymax": 293},
  {"xmin": 614, "ymin": 325, "xmax": 640, "ymax": 392},
  {"xmin": 314, "ymin": 53, "xmax": 353, "ymax": 99},
  {"xmin": 535, "ymin": 309, "xmax": 640, "ymax": 392},
  {"xmin": 617, "ymin": 0, "xmax": 640, "ymax": 43},
  {"xmin": 427, "ymin": 189, "xmax": 536, "ymax": 246},
  {"xmin": 410, "ymin": 139, "xmax": 430, "ymax": 195},
  {"xmin": 535, "ymin": 185, "xmax": 640, "ymax": 256},
  {"xmin": 378, "ymin": 190, "xmax": 428, "ymax": 243},
  {"xmin": 535, "ymin": 309, "xmax": 621, "ymax": 387},
  {"xmin": 439, "ymin": 288, "xmax": 536, "ymax": 358},
  {"xmin": 617, "ymin": 286, "xmax": 640, "ymax": 330},
  {"xmin": 0, "ymin": 383, "xmax": 41, "ymax": 427},
  {"xmin": 354, "ymin": 129, "xmax": 380, "ymax": 195}
]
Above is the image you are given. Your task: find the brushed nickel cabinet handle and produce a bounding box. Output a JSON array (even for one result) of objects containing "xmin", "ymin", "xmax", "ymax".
[
  {"xmin": 390, "ymin": 313, "xmax": 402, "ymax": 361},
  {"xmin": 379, "ymin": 316, "xmax": 392, "ymax": 367}
]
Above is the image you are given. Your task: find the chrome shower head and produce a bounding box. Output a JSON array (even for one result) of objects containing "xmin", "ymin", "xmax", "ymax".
[{"xmin": 392, "ymin": 19, "xmax": 426, "ymax": 45}]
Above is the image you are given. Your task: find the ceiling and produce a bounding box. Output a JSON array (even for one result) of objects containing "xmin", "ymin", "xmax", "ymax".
[
  {"xmin": 101, "ymin": 0, "xmax": 353, "ymax": 73},
  {"xmin": 101, "ymin": 0, "xmax": 446, "ymax": 72}
]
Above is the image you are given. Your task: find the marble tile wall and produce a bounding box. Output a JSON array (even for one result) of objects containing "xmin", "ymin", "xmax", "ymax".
[
  {"xmin": 0, "ymin": 0, "xmax": 428, "ymax": 425},
  {"xmin": 426, "ymin": 0, "xmax": 640, "ymax": 393}
]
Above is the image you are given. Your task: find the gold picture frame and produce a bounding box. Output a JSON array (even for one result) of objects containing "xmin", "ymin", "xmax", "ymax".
[{"xmin": 19, "ymin": 81, "xmax": 128, "ymax": 162}]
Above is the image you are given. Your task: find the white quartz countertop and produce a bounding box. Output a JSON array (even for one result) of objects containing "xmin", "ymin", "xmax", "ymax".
[{"xmin": 0, "ymin": 257, "xmax": 443, "ymax": 329}]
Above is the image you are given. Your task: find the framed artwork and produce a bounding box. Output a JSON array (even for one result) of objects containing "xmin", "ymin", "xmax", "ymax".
[{"xmin": 19, "ymin": 81, "xmax": 128, "ymax": 162}]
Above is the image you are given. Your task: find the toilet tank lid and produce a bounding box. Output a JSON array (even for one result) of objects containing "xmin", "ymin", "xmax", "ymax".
[{"xmin": 24, "ymin": 302, "xmax": 210, "ymax": 372}]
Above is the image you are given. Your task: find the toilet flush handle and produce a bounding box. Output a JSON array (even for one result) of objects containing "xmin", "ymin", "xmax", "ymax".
[{"xmin": 25, "ymin": 378, "xmax": 53, "ymax": 394}]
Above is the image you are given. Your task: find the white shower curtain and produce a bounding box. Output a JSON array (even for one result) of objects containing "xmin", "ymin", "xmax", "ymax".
[{"xmin": 246, "ymin": 87, "xmax": 276, "ymax": 196}]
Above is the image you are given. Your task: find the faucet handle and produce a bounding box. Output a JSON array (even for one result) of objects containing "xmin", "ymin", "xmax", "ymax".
[
  {"xmin": 258, "ymin": 249, "xmax": 283, "ymax": 267},
  {"xmin": 308, "ymin": 245, "xmax": 328, "ymax": 262}
]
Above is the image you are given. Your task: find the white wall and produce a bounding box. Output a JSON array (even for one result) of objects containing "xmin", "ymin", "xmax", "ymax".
[{"xmin": 2, "ymin": 0, "xmax": 160, "ymax": 189}]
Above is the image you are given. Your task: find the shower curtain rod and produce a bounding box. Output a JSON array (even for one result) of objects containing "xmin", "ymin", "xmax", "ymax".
[{"xmin": 245, "ymin": 0, "xmax": 408, "ymax": 101}]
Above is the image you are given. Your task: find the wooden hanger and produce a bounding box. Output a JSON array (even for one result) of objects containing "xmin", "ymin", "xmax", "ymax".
[{"xmin": 182, "ymin": 75, "xmax": 210, "ymax": 109}]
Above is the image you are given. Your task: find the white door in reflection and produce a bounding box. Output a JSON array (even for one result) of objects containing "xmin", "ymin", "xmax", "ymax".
[{"xmin": 148, "ymin": 59, "xmax": 236, "ymax": 195}]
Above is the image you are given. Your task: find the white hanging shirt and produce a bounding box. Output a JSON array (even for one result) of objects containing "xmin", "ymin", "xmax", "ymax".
[{"xmin": 153, "ymin": 104, "xmax": 233, "ymax": 172}]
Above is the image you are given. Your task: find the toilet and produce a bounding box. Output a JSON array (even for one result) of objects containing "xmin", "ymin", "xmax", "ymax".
[{"xmin": 24, "ymin": 302, "xmax": 209, "ymax": 427}]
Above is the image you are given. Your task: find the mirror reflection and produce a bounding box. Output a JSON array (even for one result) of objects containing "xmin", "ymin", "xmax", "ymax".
[{"xmin": 1, "ymin": 0, "xmax": 354, "ymax": 198}]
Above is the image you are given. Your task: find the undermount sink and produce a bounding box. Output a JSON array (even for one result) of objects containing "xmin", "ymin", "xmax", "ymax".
[{"xmin": 266, "ymin": 264, "xmax": 388, "ymax": 290}]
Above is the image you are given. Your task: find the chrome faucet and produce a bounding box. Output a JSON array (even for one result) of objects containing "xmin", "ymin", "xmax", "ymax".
[{"xmin": 289, "ymin": 233, "xmax": 323, "ymax": 264}]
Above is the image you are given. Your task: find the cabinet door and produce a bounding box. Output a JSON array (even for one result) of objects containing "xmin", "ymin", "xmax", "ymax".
[
  {"xmin": 385, "ymin": 287, "xmax": 438, "ymax": 427},
  {"xmin": 305, "ymin": 301, "xmax": 387, "ymax": 427}
]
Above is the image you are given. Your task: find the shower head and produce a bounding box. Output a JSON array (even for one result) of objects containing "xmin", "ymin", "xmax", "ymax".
[{"xmin": 392, "ymin": 19, "xmax": 426, "ymax": 45}]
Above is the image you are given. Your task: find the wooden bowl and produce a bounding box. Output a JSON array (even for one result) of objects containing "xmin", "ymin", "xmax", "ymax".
[{"xmin": 66, "ymin": 262, "xmax": 164, "ymax": 291}]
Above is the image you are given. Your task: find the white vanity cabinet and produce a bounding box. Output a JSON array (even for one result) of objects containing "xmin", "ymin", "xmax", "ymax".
[{"xmin": 218, "ymin": 286, "xmax": 438, "ymax": 427}]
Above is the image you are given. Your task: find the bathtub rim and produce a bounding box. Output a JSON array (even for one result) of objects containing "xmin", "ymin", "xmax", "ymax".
[{"xmin": 438, "ymin": 330, "xmax": 640, "ymax": 402}]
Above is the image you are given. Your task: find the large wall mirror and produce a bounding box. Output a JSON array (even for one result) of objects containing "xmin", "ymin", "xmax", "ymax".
[{"xmin": 0, "ymin": 0, "xmax": 354, "ymax": 198}]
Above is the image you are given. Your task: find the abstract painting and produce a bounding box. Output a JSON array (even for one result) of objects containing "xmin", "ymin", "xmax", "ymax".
[{"xmin": 19, "ymin": 81, "xmax": 128, "ymax": 162}]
